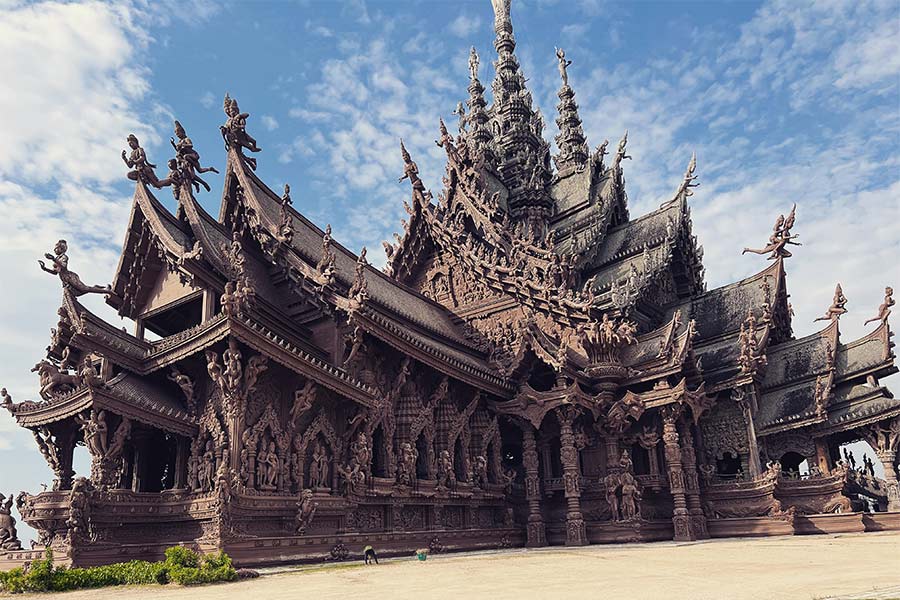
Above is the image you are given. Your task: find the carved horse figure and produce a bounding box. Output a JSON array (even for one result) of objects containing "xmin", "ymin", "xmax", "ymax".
[{"xmin": 32, "ymin": 360, "xmax": 79, "ymax": 400}]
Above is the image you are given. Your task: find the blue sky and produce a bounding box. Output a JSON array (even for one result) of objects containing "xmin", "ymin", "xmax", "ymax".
[{"xmin": 0, "ymin": 0, "xmax": 898, "ymax": 542}]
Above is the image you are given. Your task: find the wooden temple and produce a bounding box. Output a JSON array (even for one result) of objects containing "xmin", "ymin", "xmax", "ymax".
[{"xmin": 1, "ymin": 0, "xmax": 898, "ymax": 568}]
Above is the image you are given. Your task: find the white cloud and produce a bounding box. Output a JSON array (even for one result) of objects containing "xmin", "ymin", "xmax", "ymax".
[
  {"xmin": 449, "ymin": 13, "xmax": 483, "ymax": 39},
  {"xmin": 261, "ymin": 115, "xmax": 280, "ymax": 131},
  {"xmin": 200, "ymin": 90, "xmax": 216, "ymax": 108}
]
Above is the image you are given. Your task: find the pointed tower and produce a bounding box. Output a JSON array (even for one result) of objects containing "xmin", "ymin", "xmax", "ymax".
[
  {"xmin": 489, "ymin": 0, "xmax": 553, "ymax": 242},
  {"xmin": 553, "ymin": 48, "xmax": 589, "ymax": 174},
  {"xmin": 465, "ymin": 47, "xmax": 497, "ymax": 168}
]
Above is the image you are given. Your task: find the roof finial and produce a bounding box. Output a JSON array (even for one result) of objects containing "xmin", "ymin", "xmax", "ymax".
[
  {"xmin": 864, "ymin": 286, "xmax": 894, "ymax": 326},
  {"xmin": 661, "ymin": 152, "xmax": 698, "ymax": 208},
  {"xmin": 469, "ymin": 46, "xmax": 480, "ymax": 81},
  {"xmin": 555, "ymin": 47, "xmax": 572, "ymax": 87},
  {"xmin": 742, "ymin": 204, "xmax": 800, "ymax": 260},
  {"xmin": 815, "ymin": 283, "xmax": 848, "ymax": 322}
]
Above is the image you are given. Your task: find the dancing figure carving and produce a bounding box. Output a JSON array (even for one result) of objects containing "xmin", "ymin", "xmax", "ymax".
[
  {"xmin": 743, "ymin": 205, "xmax": 800, "ymax": 260},
  {"xmin": 39, "ymin": 240, "xmax": 112, "ymax": 297}
]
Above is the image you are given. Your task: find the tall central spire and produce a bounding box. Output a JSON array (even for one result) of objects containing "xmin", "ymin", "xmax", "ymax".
[{"xmin": 488, "ymin": 0, "xmax": 552, "ymax": 242}]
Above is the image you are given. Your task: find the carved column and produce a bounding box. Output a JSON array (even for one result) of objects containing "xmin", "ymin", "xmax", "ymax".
[
  {"xmin": 877, "ymin": 450, "xmax": 900, "ymax": 512},
  {"xmin": 736, "ymin": 389, "xmax": 762, "ymax": 478},
  {"xmin": 57, "ymin": 428, "xmax": 77, "ymax": 491},
  {"xmin": 663, "ymin": 409, "xmax": 695, "ymax": 541},
  {"xmin": 557, "ymin": 407, "xmax": 587, "ymax": 546},
  {"xmin": 678, "ymin": 420, "xmax": 708, "ymax": 539},
  {"xmin": 605, "ymin": 435, "xmax": 620, "ymax": 472},
  {"xmin": 522, "ymin": 426, "xmax": 546, "ymax": 547}
]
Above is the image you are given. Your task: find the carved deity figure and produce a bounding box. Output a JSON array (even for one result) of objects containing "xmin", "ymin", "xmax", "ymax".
[
  {"xmin": 200, "ymin": 440, "xmax": 217, "ymax": 492},
  {"xmin": 815, "ymin": 283, "xmax": 848, "ymax": 322},
  {"xmin": 619, "ymin": 471, "xmax": 641, "ymax": 521},
  {"xmin": 154, "ymin": 158, "xmax": 187, "ymax": 198},
  {"xmin": 295, "ymin": 489, "xmax": 318, "ymax": 534},
  {"xmin": 222, "ymin": 338, "xmax": 243, "ymax": 395},
  {"xmin": 398, "ymin": 139, "xmax": 425, "ymax": 192},
  {"xmin": 257, "ymin": 440, "xmax": 279, "ymax": 490},
  {"xmin": 555, "ymin": 47, "xmax": 572, "ymax": 86},
  {"xmin": 435, "ymin": 118, "xmax": 456, "ymax": 155},
  {"xmin": 310, "ymin": 442, "xmax": 330, "ymax": 489},
  {"xmin": 865, "ymin": 286, "xmax": 894, "ymax": 326},
  {"xmin": 0, "ymin": 388, "xmax": 11, "ymax": 410},
  {"xmin": 76, "ymin": 409, "xmax": 108, "ymax": 457},
  {"xmin": 579, "ymin": 313, "xmax": 638, "ymax": 365},
  {"xmin": 470, "ymin": 454, "xmax": 488, "ymax": 489},
  {"xmin": 171, "ymin": 119, "xmax": 218, "ymax": 193},
  {"xmin": 468, "ymin": 46, "xmax": 480, "ymax": 81},
  {"xmin": 435, "ymin": 449, "xmax": 454, "ymax": 489},
  {"xmin": 121, "ymin": 134, "xmax": 158, "ymax": 184},
  {"xmin": 167, "ymin": 366, "xmax": 195, "ymax": 412},
  {"xmin": 67, "ymin": 477, "xmax": 92, "ymax": 543},
  {"xmin": 220, "ymin": 93, "xmax": 261, "ymax": 169},
  {"xmin": 593, "ymin": 139, "xmax": 609, "ymax": 170},
  {"xmin": 396, "ymin": 442, "xmax": 418, "ymax": 486},
  {"xmin": 0, "ymin": 493, "xmax": 22, "ymax": 550},
  {"xmin": 39, "ymin": 240, "xmax": 112, "ymax": 297},
  {"xmin": 742, "ymin": 204, "xmax": 800, "ymax": 260}
]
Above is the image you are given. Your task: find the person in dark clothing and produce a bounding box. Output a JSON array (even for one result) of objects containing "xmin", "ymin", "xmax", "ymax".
[{"xmin": 364, "ymin": 544, "xmax": 378, "ymax": 565}]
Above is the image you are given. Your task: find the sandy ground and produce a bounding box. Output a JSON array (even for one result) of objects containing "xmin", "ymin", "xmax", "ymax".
[{"xmin": 12, "ymin": 532, "xmax": 900, "ymax": 600}]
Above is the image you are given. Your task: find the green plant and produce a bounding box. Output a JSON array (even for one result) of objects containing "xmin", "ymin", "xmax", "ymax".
[{"xmin": 0, "ymin": 545, "xmax": 237, "ymax": 594}]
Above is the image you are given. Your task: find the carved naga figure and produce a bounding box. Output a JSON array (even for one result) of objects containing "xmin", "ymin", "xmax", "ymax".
[
  {"xmin": 38, "ymin": 240, "xmax": 112, "ymax": 297},
  {"xmin": 220, "ymin": 93, "xmax": 261, "ymax": 170}
]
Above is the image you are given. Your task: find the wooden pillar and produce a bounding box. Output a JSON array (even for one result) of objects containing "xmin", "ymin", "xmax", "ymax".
[
  {"xmin": 815, "ymin": 438, "xmax": 832, "ymax": 475},
  {"xmin": 134, "ymin": 318, "xmax": 145, "ymax": 341},
  {"xmin": 131, "ymin": 440, "xmax": 143, "ymax": 492},
  {"xmin": 56, "ymin": 429, "xmax": 77, "ymax": 491},
  {"xmin": 201, "ymin": 289, "xmax": 217, "ymax": 322},
  {"xmin": 522, "ymin": 426, "xmax": 546, "ymax": 547},
  {"xmin": 876, "ymin": 450, "xmax": 900, "ymax": 512},
  {"xmin": 663, "ymin": 410, "xmax": 695, "ymax": 541},
  {"xmin": 678, "ymin": 420, "xmax": 708, "ymax": 539},
  {"xmin": 737, "ymin": 390, "xmax": 762, "ymax": 478},
  {"xmin": 557, "ymin": 407, "xmax": 587, "ymax": 546}
]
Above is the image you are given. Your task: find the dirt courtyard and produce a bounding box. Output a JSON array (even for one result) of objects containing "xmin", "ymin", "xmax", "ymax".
[{"xmin": 18, "ymin": 532, "xmax": 900, "ymax": 600}]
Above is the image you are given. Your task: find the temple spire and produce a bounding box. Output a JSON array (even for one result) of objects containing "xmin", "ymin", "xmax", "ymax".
[
  {"xmin": 553, "ymin": 47, "xmax": 589, "ymax": 174},
  {"xmin": 488, "ymin": 0, "xmax": 551, "ymax": 242},
  {"xmin": 465, "ymin": 47, "xmax": 496, "ymax": 166}
]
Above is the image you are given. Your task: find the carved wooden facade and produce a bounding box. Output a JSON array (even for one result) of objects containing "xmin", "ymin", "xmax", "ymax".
[{"xmin": 2, "ymin": 0, "xmax": 899, "ymax": 568}]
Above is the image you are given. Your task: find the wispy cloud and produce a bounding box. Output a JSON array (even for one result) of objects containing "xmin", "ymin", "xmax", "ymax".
[{"xmin": 449, "ymin": 13, "xmax": 483, "ymax": 39}]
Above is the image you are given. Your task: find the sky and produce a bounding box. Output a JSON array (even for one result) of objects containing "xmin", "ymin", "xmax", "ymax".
[{"xmin": 0, "ymin": 0, "xmax": 898, "ymax": 543}]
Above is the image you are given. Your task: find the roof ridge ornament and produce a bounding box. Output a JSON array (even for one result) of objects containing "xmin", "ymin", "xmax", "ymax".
[
  {"xmin": 864, "ymin": 286, "xmax": 894, "ymax": 327},
  {"xmin": 122, "ymin": 134, "xmax": 159, "ymax": 186},
  {"xmin": 661, "ymin": 152, "xmax": 698, "ymax": 208},
  {"xmin": 491, "ymin": 0, "xmax": 512, "ymax": 35},
  {"xmin": 814, "ymin": 283, "xmax": 848, "ymax": 322},
  {"xmin": 742, "ymin": 204, "xmax": 800, "ymax": 260},
  {"xmin": 220, "ymin": 92, "xmax": 262, "ymax": 170},
  {"xmin": 38, "ymin": 240, "xmax": 113, "ymax": 299}
]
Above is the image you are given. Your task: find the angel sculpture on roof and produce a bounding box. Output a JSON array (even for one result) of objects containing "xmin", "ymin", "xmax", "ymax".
[
  {"xmin": 170, "ymin": 120, "xmax": 218, "ymax": 193},
  {"xmin": 864, "ymin": 286, "xmax": 894, "ymax": 326},
  {"xmin": 220, "ymin": 93, "xmax": 261, "ymax": 170},
  {"xmin": 122, "ymin": 134, "xmax": 158, "ymax": 185},
  {"xmin": 742, "ymin": 204, "xmax": 800, "ymax": 260},
  {"xmin": 814, "ymin": 283, "xmax": 848, "ymax": 322},
  {"xmin": 555, "ymin": 47, "xmax": 572, "ymax": 86},
  {"xmin": 398, "ymin": 139, "xmax": 425, "ymax": 193},
  {"xmin": 38, "ymin": 240, "xmax": 112, "ymax": 297}
]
